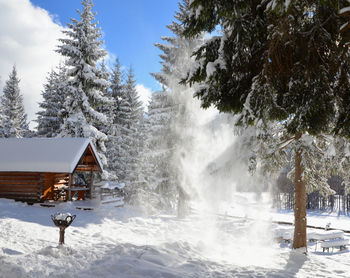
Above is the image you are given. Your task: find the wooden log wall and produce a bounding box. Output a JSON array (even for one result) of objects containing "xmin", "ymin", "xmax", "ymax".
[
  {"xmin": 41, "ymin": 173, "xmax": 69, "ymax": 201},
  {"xmin": 0, "ymin": 172, "xmax": 43, "ymax": 202},
  {"xmin": 0, "ymin": 172, "xmax": 70, "ymax": 203}
]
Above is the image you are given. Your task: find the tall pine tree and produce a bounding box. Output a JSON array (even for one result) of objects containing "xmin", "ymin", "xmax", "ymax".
[
  {"xmin": 36, "ymin": 64, "xmax": 67, "ymax": 137},
  {"xmin": 56, "ymin": 0, "xmax": 111, "ymax": 167},
  {"xmin": 141, "ymin": 91, "xmax": 177, "ymax": 211},
  {"xmin": 96, "ymin": 60, "xmax": 115, "ymax": 135},
  {"xmin": 0, "ymin": 65, "xmax": 29, "ymax": 138},
  {"xmin": 182, "ymin": 0, "xmax": 350, "ymax": 249},
  {"xmin": 110, "ymin": 58, "xmax": 124, "ymax": 106},
  {"xmin": 119, "ymin": 67, "xmax": 143, "ymax": 187},
  {"xmin": 152, "ymin": 0, "xmax": 202, "ymax": 86},
  {"xmin": 104, "ymin": 58, "xmax": 124, "ymax": 179}
]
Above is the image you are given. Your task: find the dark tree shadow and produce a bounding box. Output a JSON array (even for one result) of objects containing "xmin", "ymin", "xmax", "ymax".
[{"xmin": 263, "ymin": 250, "xmax": 308, "ymax": 278}]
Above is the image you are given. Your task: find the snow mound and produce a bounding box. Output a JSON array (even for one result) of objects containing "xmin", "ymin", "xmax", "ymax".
[
  {"xmin": 52, "ymin": 212, "xmax": 72, "ymax": 221},
  {"xmin": 97, "ymin": 181, "xmax": 125, "ymax": 190}
]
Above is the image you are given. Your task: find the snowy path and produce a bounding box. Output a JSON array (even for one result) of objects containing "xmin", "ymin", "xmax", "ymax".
[{"xmin": 0, "ymin": 198, "xmax": 350, "ymax": 277}]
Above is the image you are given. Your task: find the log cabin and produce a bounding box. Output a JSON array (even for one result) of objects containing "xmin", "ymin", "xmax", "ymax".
[{"xmin": 0, "ymin": 138, "xmax": 103, "ymax": 203}]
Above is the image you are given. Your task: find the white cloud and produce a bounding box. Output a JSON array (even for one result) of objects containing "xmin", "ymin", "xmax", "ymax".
[
  {"xmin": 0, "ymin": 0, "xmax": 64, "ymax": 129},
  {"xmin": 136, "ymin": 84, "xmax": 152, "ymax": 112}
]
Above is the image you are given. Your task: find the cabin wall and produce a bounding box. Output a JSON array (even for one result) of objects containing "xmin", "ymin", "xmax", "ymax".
[
  {"xmin": 0, "ymin": 172, "xmax": 71, "ymax": 203},
  {"xmin": 0, "ymin": 170, "xmax": 96, "ymax": 203},
  {"xmin": 0, "ymin": 172, "xmax": 43, "ymax": 202}
]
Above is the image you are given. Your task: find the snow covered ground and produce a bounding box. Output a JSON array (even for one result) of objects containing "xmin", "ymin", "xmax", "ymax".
[{"xmin": 0, "ymin": 195, "xmax": 350, "ymax": 278}]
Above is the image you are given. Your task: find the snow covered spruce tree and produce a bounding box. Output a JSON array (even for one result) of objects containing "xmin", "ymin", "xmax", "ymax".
[
  {"xmin": 138, "ymin": 91, "xmax": 177, "ymax": 211},
  {"xmin": 116, "ymin": 67, "xmax": 144, "ymax": 193},
  {"xmin": 95, "ymin": 60, "xmax": 115, "ymax": 135},
  {"xmin": 152, "ymin": 0, "xmax": 201, "ymax": 88},
  {"xmin": 182, "ymin": 0, "xmax": 349, "ymax": 249},
  {"xmin": 323, "ymin": 3, "xmax": 350, "ymax": 203},
  {"xmin": 94, "ymin": 60, "xmax": 119, "ymax": 182},
  {"xmin": 0, "ymin": 65, "xmax": 29, "ymax": 138},
  {"xmin": 36, "ymin": 64, "xmax": 67, "ymax": 137},
  {"xmin": 110, "ymin": 58, "xmax": 124, "ymax": 103},
  {"xmin": 56, "ymin": 0, "xmax": 111, "ymax": 169},
  {"xmin": 104, "ymin": 58, "xmax": 124, "ymax": 178}
]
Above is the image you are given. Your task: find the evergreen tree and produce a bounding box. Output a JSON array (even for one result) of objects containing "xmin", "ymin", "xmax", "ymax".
[
  {"xmin": 107, "ymin": 64, "xmax": 144, "ymax": 200},
  {"xmin": 96, "ymin": 60, "xmax": 115, "ymax": 135},
  {"xmin": 36, "ymin": 64, "xmax": 67, "ymax": 137},
  {"xmin": 137, "ymin": 91, "xmax": 177, "ymax": 211},
  {"xmin": 152, "ymin": 0, "xmax": 202, "ymax": 87},
  {"xmin": 182, "ymin": 0, "xmax": 350, "ymax": 249},
  {"xmin": 56, "ymin": 0, "xmax": 111, "ymax": 167},
  {"xmin": 124, "ymin": 67, "xmax": 143, "ymax": 132},
  {"xmin": 119, "ymin": 67, "xmax": 143, "ymax": 187},
  {"xmin": 104, "ymin": 58, "xmax": 124, "ymax": 179},
  {"xmin": 0, "ymin": 65, "xmax": 29, "ymax": 138},
  {"xmin": 182, "ymin": 0, "xmax": 267, "ymax": 113},
  {"xmin": 110, "ymin": 58, "xmax": 124, "ymax": 107}
]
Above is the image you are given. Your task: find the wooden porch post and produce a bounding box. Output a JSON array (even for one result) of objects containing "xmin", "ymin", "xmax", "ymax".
[
  {"xmin": 89, "ymin": 170, "xmax": 94, "ymax": 199},
  {"xmin": 68, "ymin": 173, "xmax": 73, "ymax": 201}
]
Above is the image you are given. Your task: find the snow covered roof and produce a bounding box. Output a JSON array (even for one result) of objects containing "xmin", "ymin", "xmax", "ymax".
[{"xmin": 0, "ymin": 138, "xmax": 103, "ymax": 173}]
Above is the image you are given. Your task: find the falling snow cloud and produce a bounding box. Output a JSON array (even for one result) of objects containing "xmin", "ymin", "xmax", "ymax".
[
  {"xmin": 136, "ymin": 84, "xmax": 152, "ymax": 112},
  {"xmin": 0, "ymin": 0, "xmax": 64, "ymax": 129}
]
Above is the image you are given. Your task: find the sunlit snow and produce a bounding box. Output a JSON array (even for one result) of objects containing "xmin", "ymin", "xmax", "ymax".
[{"xmin": 0, "ymin": 195, "xmax": 350, "ymax": 278}]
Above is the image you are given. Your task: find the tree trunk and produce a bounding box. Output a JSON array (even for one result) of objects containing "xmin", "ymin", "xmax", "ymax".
[{"xmin": 293, "ymin": 147, "xmax": 307, "ymax": 249}]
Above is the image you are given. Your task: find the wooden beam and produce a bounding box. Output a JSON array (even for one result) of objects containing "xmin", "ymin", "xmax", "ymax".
[
  {"xmin": 82, "ymin": 156, "xmax": 95, "ymax": 163},
  {"xmin": 0, "ymin": 194, "xmax": 39, "ymax": 199},
  {"xmin": 89, "ymin": 170, "xmax": 94, "ymax": 199},
  {"xmin": 0, "ymin": 180, "xmax": 40, "ymax": 185},
  {"xmin": 87, "ymin": 145, "xmax": 102, "ymax": 172},
  {"xmin": 0, "ymin": 188, "xmax": 41, "ymax": 193},
  {"xmin": 68, "ymin": 173, "xmax": 73, "ymax": 201},
  {"xmin": 0, "ymin": 176, "xmax": 41, "ymax": 181},
  {"xmin": 0, "ymin": 172, "xmax": 41, "ymax": 177},
  {"xmin": 54, "ymin": 173, "xmax": 70, "ymax": 177},
  {"xmin": 75, "ymin": 165, "xmax": 100, "ymax": 172},
  {"xmin": 0, "ymin": 185, "xmax": 40, "ymax": 190}
]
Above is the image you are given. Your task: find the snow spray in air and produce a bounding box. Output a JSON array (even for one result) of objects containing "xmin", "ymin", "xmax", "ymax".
[
  {"xmin": 167, "ymin": 77, "xmax": 278, "ymax": 267},
  {"xmin": 162, "ymin": 39, "xmax": 278, "ymax": 266}
]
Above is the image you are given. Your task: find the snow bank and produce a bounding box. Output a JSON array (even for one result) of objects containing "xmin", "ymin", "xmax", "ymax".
[
  {"xmin": 311, "ymin": 230, "xmax": 344, "ymax": 241},
  {"xmin": 97, "ymin": 181, "xmax": 125, "ymax": 190}
]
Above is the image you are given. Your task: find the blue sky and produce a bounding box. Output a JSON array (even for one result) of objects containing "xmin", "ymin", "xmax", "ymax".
[
  {"xmin": 0, "ymin": 0, "xmax": 180, "ymax": 124},
  {"xmin": 30, "ymin": 0, "xmax": 179, "ymax": 92}
]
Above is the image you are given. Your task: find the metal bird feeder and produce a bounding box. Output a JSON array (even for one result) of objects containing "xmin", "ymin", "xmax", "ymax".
[{"xmin": 51, "ymin": 213, "xmax": 76, "ymax": 245}]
